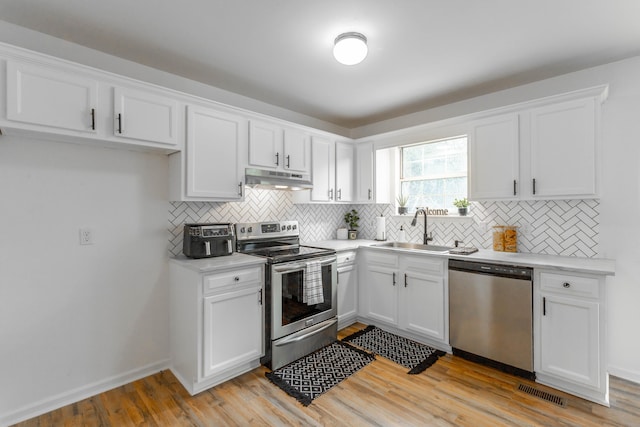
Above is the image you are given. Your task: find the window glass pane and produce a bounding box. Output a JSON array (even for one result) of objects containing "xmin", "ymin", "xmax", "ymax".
[{"xmin": 400, "ymin": 136, "xmax": 468, "ymax": 212}]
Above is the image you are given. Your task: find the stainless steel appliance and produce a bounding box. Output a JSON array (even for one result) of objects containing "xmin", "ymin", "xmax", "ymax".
[
  {"xmin": 235, "ymin": 221, "xmax": 337, "ymax": 370},
  {"xmin": 449, "ymin": 259, "xmax": 534, "ymax": 379},
  {"xmin": 244, "ymin": 168, "xmax": 312, "ymax": 191},
  {"xmin": 182, "ymin": 223, "xmax": 234, "ymax": 258}
]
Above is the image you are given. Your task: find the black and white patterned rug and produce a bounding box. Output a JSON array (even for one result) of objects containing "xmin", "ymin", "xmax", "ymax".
[
  {"xmin": 265, "ymin": 341, "xmax": 375, "ymax": 406},
  {"xmin": 342, "ymin": 325, "xmax": 445, "ymax": 374}
]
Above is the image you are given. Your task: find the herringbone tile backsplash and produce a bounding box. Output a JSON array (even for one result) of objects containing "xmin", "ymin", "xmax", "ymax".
[{"xmin": 169, "ymin": 190, "xmax": 599, "ymax": 258}]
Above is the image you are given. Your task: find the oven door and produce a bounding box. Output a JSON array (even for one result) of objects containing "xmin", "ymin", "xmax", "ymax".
[{"xmin": 271, "ymin": 254, "xmax": 337, "ymax": 340}]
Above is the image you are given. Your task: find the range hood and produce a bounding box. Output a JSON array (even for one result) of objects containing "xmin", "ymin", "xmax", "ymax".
[{"xmin": 244, "ymin": 168, "xmax": 312, "ymax": 191}]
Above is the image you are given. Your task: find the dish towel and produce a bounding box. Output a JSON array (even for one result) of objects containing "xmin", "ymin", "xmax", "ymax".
[{"xmin": 304, "ymin": 260, "xmax": 324, "ymax": 305}]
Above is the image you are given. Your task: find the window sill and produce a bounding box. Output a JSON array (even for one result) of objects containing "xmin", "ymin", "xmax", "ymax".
[{"xmin": 391, "ymin": 214, "xmax": 475, "ymax": 223}]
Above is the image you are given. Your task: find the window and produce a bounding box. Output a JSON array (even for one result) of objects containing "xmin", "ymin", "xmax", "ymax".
[{"xmin": 400, "ymin": 135, "xmax": 467, "ymax": 213}]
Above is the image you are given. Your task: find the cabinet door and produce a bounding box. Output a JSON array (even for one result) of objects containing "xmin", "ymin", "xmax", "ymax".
[
  {"xmin": 248, "ymin": 120, "xmax": 281, "ymax": 169},
  {"xmin": 539, "ymin": 293, "xmax": 600, "ymax": 388},
  {"xmin": 283, "ymin": 128, "xmax": 310, "ymax": 173},
  {"xmin": 335, "ymin": 141, "xmax": 354, "ymax": 202},
  {"xmin": 337, "ymin": 265, "xmax": 358, "ymax": 323},
  {"xmin": 468, "ymin": 113, "xmax": 519, "ymax": 200},
  {"xmin": 529, "ymin": 98, "xmax": 597, "ymax": 198},
  {"xmin": 202, "ymin": 285, "xmax": 263, "ymax": 378},
  {"xmin": 186, "ymin": 106, "xmax": 246, "ymax": 200},
  {"xmin": 310, "ymin": 136, "xmax": 335, "ymax": 202},
  {"xmin": 113, "ymin": 86, "xmax": 179, "ymax": 146},
  {"xmin": 6, "ymin": 60, "xmax": 98, "ymax": 134},
  {"xmin": 356, "ymin": 142, "xmax": 374, "ymax": 202},
  {"xmin": 364, "ymin": 265, "xmax": 398, "ymax": 325},
  {"xmin": 400, "ymin": 272, "xmax": 445, "ymax": 341}
]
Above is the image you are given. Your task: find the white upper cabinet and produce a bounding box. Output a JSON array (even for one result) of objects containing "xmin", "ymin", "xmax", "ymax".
[
  {"xmin": 248, "ymin": 120, "xmax": 310, "ymax": 173},
  {"xmin": 283, "ymin": 128, "xmax": 310, "ymax": 173},
  {"xmin": 468, "ymin": 87, "xmax": 605, "ymax": 201},
  {"xmin": 6, "ymin": 60, "xmax": 98, "ymax": 134},
  {"xmin": 113, "ymin": 86, "xmax": 180, "ymax": 147},
  {"xmin": 468, "ymin": 113, "xmax": 519, "ymax": 200},
  {"xmin": 335, "ymin": 141, "xmax": 354, "ymax": 202},
  {"xmin": 171, "ymin": 105, "xmax": 247, "ymax": 201},
  {"xmin": 355, "ymin": 142, "xmax": 375, "ymax": 202},
  {"xmin": 309, "ymin": 136, "xmax": 335, "ymax": 202},
  {"xmin": 529, "ymin": 98, "xmax": 597, "ymax": 198}
]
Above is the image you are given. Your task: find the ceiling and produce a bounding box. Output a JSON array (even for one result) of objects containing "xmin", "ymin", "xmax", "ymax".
[{"xmin": 2, "ymin": 0, "xmax": 640, "ymax": 129}]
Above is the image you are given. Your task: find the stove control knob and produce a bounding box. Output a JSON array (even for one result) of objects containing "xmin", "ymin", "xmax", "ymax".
[
  {"xmin": 240, "ymin": 227, "xmax": 245, "ymax": 233},
  {"xmin": 287, "ymin": 225, "xmax": 292, "ymax": 230},
  {"xmin": 248, "ymin": 226, "xmax": 253, "ymax": 233},
  {"xmin": 292, "ymin": 224, "xmax": 297, "ymax": 230}
]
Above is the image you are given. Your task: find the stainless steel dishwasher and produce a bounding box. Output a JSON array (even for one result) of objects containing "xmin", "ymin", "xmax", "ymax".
[{"xmin": 449, "ymin": 259, "xmax": 534, "ymax": 379}]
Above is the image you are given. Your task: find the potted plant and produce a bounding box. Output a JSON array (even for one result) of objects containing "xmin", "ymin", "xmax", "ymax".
[
  {"xmin": 397, "ymin": 194, "xmax": 409, "ymax": 215},
  {"xmin": 344, "ymin": 209, "xmax": 360, "ymax": 239},
  {"xmin": 453, "ymin": 197, "xmax": 470, "ymax": 216}
]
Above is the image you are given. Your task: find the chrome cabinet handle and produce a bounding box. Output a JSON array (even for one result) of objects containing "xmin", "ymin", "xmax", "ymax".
[
  {"xmin": 337, "ymin": 189, "xmax": 342, "ymax": 200},
  {"xmin": 513, "ymin": 179, "xmax": 517, "ymax": 196},
  {"xmin": 329, "ymin": 189, "xmax": 334, "ymax": 200},
  {"xmin": 238, "ymin": 182, "xmax": 243, "ymax": 197},
  {"xmin": 533, "ymin": 178, "xmax": 537, "ymax": 195},
  {"xmin": 368, "ymin": 189, "xmax": 372, "ymax": 200},
  {"xmin": 275, "ymin": 152, "xmax": 280, "ymax": 166},
  {"xmin": 117, "ymin": 113, "xmax": 122, "ymax": 134},
  {"xmin": 286, "ymin": 155, "xmax": 290, "ymax": 168},
  {"xmin": 392, "ymin": 272, "xmax": 396, "ymax": 286},
  {"xmin": 404, "ymin": 273, "xmax": 408, "ymax": 287},
  {"xmin": 91, "ymin": 108, "xmax": 96, "ymax": 130},
  {"xmin": 543, "ymin": 297, "xmax": 546, "ymax": 316}
]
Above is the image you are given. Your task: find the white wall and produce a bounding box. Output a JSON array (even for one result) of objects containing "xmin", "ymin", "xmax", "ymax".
[{"xmin": 0, "ymin": 136, "xmax": 170, "ymax": 423}]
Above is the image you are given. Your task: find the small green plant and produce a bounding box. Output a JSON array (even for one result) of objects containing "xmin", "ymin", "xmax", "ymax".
[
  {"xmin": 344, "ymin": 209, "xmax": 360, "ymax": 230},
  {"xmin": 397, "ymin": 194, "xmax": 409, "ymax": 207},
  {"xmin": 453, "ymin": 197, "xmax": 470, "ymax": 208}
]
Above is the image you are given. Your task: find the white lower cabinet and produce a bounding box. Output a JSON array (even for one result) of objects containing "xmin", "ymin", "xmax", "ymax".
[
  {"xmin": 534, "ymin": 269, "xmax": 608, "ymax": 405},
  {"xmin": 336, "ymin": 250, "xmax": 358, "ymax": 329},
  {"xmin": 169, "ymin": 260, "xmax": 264, "ymax": 395},
  {"xmin": 359, "ymin": 249, "xmax": 448, "ymax": 347}
]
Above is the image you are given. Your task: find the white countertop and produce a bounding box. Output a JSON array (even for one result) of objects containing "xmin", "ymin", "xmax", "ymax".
[
  {"xmin": 302, "ymin": 239, "xmax": 379, "ymax": 251},
  {"xmin": 170, "ymin": 253, "xmax": 265, "ymax": 273},
  {"xmin": 306, "ymin": 239, "xmax": 615, "ymax": 276}
]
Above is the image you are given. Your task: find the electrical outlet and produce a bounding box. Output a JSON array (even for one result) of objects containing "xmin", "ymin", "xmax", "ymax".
[{"xmin": 79, "ymin": 228, "xmax": 93, "ymax": 245}]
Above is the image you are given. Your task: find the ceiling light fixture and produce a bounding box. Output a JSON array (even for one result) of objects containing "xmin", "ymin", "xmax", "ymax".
[{"xmin": 333, "ymin": 32, "xmax": 368, "ymax": 65}]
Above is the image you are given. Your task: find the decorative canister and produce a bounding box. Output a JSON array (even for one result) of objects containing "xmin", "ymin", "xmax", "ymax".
[
  {"xmin": 492, "ymin": 226, "xmax": 505, "ymax": 251},
  {"xmin": 504, "ymin": 226, "xmax": 518, "ymax": 252}
]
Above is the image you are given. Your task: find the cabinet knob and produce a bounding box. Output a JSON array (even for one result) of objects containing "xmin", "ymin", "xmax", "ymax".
[
  {"xmin": 234, "ymin": 276, "xmax": 240, "ymax": 282},
  {"xmin": 563, "ymin": 282, "xmax": 571, "ymax": 288}
]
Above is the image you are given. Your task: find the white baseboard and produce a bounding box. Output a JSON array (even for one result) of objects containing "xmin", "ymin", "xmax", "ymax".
[
  {"xmin": 608, "ymin": 365, "xmax": 640, "ymax": 385},
  {"xmin": 0, "ymin": 358, "xmax": 170, "ymax": 427}
]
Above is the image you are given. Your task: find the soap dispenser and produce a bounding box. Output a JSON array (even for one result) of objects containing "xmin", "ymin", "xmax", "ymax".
[{"xmin": 398, "ymin": 226, "xmax": 406, "ymax": 242}]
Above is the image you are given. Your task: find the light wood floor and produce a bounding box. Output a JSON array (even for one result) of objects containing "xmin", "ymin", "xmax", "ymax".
[{"xmin": 14, "ymin": 323, "xmax": 640, "ymax": 426}]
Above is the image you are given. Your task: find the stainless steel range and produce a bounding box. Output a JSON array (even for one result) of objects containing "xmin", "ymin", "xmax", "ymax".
[{"xmin": 235, "ymin": 221, "xmax": 337, "ymax": 370}]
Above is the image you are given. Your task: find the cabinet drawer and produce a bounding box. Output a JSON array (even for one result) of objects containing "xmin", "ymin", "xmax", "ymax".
[
  {"xmin": 539, "ymin": 271, "xmax": 600, "ymax": 298},
  {"xmin": 337, "ymin": 250, "xmax": 357, "ymax": 266},
  {"xmin": 204, "ymin": 267, "xmax": 262, "ymax": 294}
]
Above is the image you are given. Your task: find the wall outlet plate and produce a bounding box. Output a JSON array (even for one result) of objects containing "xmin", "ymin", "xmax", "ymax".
[{"xmin": 79, "ymin": 228, "xmax": 93, "ymax": 245}]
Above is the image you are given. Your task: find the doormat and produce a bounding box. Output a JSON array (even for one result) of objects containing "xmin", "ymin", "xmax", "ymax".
[
  {"xmin": 342, "ymin": 325, "xmax": 445, "ymax": 374},
  {"xmin": 265, "ymin": 341, "xmax": 375, "ymax": 406}
]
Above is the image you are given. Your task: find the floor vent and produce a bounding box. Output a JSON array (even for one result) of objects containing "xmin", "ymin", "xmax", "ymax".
[{"xmin": 517, "ymin": 383, "xmax": 567, "ymax": 407}]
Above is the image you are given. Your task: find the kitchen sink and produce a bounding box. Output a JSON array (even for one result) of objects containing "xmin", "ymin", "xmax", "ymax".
[{"xmin": 373, "ymin": 241, "xmax": 453, "ymax": 252}]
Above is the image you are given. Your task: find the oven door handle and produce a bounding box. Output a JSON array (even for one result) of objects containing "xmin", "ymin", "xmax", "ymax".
[
  {"xmin": 272, "ymin": 256, "xmax": 337, "ymax": 273},
  {"xmin": 273, "ymin": 318, "xmax": 338, "ymax": 346}
]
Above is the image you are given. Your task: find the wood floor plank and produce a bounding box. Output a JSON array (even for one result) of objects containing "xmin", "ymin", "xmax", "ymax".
[{"xmin": 12, "ymin": 323, "xmax": 640, "ymax": 426}]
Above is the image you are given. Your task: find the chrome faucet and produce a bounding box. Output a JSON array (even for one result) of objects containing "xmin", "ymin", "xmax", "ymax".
[{"xmin": 411, "ymin": 208, "xmax": 433, "ymax": 245}]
